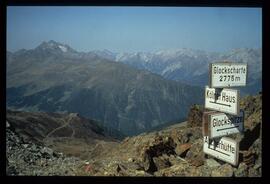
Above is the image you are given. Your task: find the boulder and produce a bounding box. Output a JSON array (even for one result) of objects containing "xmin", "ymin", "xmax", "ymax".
[
  {"xmin": 211, "ymin": 164, "xmax": 234, "ymax": 177},
  {"xmin": 6, "ymin": 121, "xmax": 10, "ymax": 128},
  {"xmin": 175, "ymin": 143, "xmax": 191, "ymax": 157},
  {"xmin": 205, "ymin": 158, "xmax": 221, "ymax": 168},
  {"xmin": 140, "ymin": 136, "xmax": 176, "ymax": 172},
  {"xmin": 152, "ymin": 156, "xmax": 171, "ymax": 170},
  {"xmin": 187, "ymin": 104, "xmax": 204, "ymax": 128},
  {"xmin": 248, "ymin": 167, "xmax": 261, "ymax": 177},
  {"xmin": 41, "ymin": 147, "xmax": 54, "ymax": 157},
  {"xmin": 185, "ymin": 139, "xmax": 204, "ymax": 167},
  {"xmin": 242, "ymin": 150, "xmax": 255, "ymax": 167},
  {"xmin": 234, "ymin": 162, "xmax": 248, "ymax": 177},
  {"xmin": 154, "ymin": 163, "xmax": 189, "ymax": 176}
]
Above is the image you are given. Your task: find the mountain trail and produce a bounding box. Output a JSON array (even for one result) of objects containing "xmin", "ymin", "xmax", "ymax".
[{"xmin": 44, "ymin": 116, "xmax": 74, "ymax": 140}]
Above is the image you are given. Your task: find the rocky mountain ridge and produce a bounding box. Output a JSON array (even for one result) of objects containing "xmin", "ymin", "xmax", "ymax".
[
  {"xmin": 77, "ymin": 93, "xmax": 262, "ymax": 177},
  {"xmin": 7, "ymin": 41, "xmax": 203, "ymax": 135},
  {"xmin": 6, "ymin": 93, "xmax": 262, "ymax": 176},
  {"xmin": 8, "ymin": 41, "xmax": 261, "ymax": 96}
]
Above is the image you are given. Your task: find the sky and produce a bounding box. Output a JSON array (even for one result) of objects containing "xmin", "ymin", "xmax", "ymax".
[{"xmin": 7, "ymin": 6, "xmax": 262, "ymax": 53}]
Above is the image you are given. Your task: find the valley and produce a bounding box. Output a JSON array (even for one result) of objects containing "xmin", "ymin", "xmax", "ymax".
[
  {"xmin": 6, "ymin": 6, "xmax": 262, "ymax": 177},
  {"xmin": 7, "ymin": 41, "xmax": 204, "ymax": 136},
  {"xmin": 6, "ymin": 94, "xmax": 262, "ymax": 176}
]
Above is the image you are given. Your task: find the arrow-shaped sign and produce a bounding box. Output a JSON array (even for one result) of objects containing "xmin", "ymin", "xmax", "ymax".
[
  {"xmin": 209, "ymin": 101, "xmax": 231, "ymax": 107},
  {"xmin": 203, "ymin": 136, "xmax": 239, "ymax": 166},
  {"xmin": 205, "ymin": 86, "xmax": 240, "ymax": 115},
  {"xmin": 217, "ymin": 126, "xmax": 239, "ymax": 131},
  {"xmin": 202, "ymin": 110, "xmax": 244, "ymax": 139}
]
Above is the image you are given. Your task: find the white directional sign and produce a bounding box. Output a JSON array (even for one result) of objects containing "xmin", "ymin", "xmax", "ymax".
[
  {"xmin": 203, "ymin": 136, "xmax": 239, "ymax": 166},
  {"xmin": 203, "ymin": 110, "xmax": 244, "ymax": 139},
  {"xmin": 205, "ymin": 86, "xmax": 240, "ymax": 115},
  {"xmin": 209, "ymin": 62, "xmax": 247, "ymax": 88}
]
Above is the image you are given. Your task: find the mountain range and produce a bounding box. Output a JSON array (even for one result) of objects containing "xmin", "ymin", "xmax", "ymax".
[
  {"xmin": 5, "ymin": 40, "xmax": 262, "ymax": 176},
  {"xmin": 7, "ymin": 40, "xmax": 204, "ymax": 135},
  {"xmin": 93, "ymin": 47, "xmax": 262, "ymax": 95}
]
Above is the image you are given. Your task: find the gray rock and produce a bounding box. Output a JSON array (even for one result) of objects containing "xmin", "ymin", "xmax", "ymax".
[
  {"xmin": 205, "ymin": 158, "xmax": 221, "ymax": 168},
  {"xmin": 6, "ymin": 121, "xmax": 10, "ymax": 128},
  {"xmin": 197, "ymin": 166, "xmax": 212, "ymax": 176},
  {"xmin": 152, "ymin": 156, "xmax": 171, "ymax": 170},
  {"xmin": 7, "ymin": 165, "xmax": 18, "ymax": 175},
  {"xmin": 41, "ymin": 147, "xmax": 54, "ymax": 156},
  {"xmin": 187, "ymin": 105, "xmax": 203, "ymax": 128},
  {"xmin": 15, "ymin": 136, "xmax": 20, "ymax": 143},
  {"xmin": 254, "ymin": 163, "xmax": 261, "ymax": 170},
  {"xmin": 185, "ymin": 139, "xmax": 204, "ymax": 167},
  {"xmin": 135, "ymin": 170, "xmax": 152, "ymax": 176},
  {"xmin": 22, "ymin": 144, "xmax": 29, "ymax": 148},
  {"xmin": 248, "ymin": 167, "xmax": 261, "ymax": 177},
  {"xmin": 242, "ymin": 150, "xmax": 255, "ymax": 167},
  {"xmin": 31, "ymin": 145, "xmax": 37, "ymax": 151},
  {"xmin": 175, "ymin": 143, "xmax": 191, "ymax": 157},
  {"xmin": 211, "ymin": 164, "xmax": 234, "ymax": 177},
  {"xmin": 234, "ymin": 162, "xmax": 248, "ymax": 177}
]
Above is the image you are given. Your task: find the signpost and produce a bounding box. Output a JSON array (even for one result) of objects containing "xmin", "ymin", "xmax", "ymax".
[
  {"xmin": 203, "ymin": 136, "xmax": 239, "ymax": 166},
  {"xmin": 203, "ymin": 61, "xmax": 247, "ymax": 167},
  {"xmin": 205, "ymin": 86, "xmax": 240, "ymax": 115},
  {"xmin": 203, "ymin": 110, "xmax": 244, "ymax": 139},
  {"xmin": 209, "ymin": 62, "xmax": 247, "ymax": 88}
]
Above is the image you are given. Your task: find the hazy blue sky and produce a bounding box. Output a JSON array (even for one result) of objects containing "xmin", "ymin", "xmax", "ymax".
[{"xmin": 7, "ymin": 6, "xmax": 262, "ymax": 53}]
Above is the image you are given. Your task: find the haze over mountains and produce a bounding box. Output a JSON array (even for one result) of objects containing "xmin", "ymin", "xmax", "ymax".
[
  {"xmin": 7, "ymin": 41, "xmax": 262, "ymax": 135},
  {"xmin": 93, "ymin": 47, "xmax": 262, "ymax": 95},
  {"xmin": 6, "ymin": 40, "xmax": 263, "ymax": 176},
  {"xmin": 7, "ymin": 40, "xmax": 204, "ymax": 135}
]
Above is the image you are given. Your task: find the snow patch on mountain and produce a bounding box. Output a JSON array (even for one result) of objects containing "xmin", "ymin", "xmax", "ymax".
[
  {"xmin": 161, "ymin": 62, "xmax": 183, "ymax": 75},
  {"xmin": 58, "ymin": 45, "xmax": 67, "ymax": 52}
]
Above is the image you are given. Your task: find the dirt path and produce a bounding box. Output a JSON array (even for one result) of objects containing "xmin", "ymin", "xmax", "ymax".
[
  {"xmin": 44, "ymin": 116, "xmax": 74, "ymax": 139},
  {"xmin": 69, "ymin": 124, "xmax": 75, "ymax": 138}
]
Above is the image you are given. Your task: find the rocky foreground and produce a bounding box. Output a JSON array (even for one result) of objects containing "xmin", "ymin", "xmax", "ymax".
[{"xmin": 6, "ymin": 94, "xmax": 261, "ymax": 176}]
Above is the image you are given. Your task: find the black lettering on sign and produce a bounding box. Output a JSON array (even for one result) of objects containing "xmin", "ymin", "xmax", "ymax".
[
  {"xmin": 216, "ymin": 140, "xmax": 235, "ymax": 154},
  {"xmin": 221, "ymin": 92, "xmax": 235, "ymax": 103},
  {"xmin": 212, "ymin": 117, "xmax": 231, "ymax": 127},
  {"xmin": 213, "ymin": 66, "xmax": 246, "ymax": 74},
  {"xmin": 207, "ymin": 90, "xmax": 216, "ymax": 99}
]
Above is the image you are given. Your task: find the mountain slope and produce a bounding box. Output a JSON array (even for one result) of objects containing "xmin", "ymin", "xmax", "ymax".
[
  {"xmin": 82, "ymin": 93, "xmax": 261, "ymax": 176},
  {"xmin": 6, "ymin": 109, "xmax": 121, "ymax": 160},
  {"xmin": 6, "ymin": 41, "xmax": 203, "ymax": 135},
  {"xmin": 6, "ymin": 93, "xmax": 261, "ymax": 176},
  {"xmin": 6, "ymin": 121, "xmax": 84, "ymax": 176}
]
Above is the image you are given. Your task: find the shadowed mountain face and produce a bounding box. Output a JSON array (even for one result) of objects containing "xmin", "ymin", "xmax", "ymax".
[{"xmin": 7, "ymin": 41, "xmax": 203, "ymax": 135}]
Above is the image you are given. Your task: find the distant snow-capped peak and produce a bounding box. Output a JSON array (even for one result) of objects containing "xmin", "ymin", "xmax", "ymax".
[
  {"xmin": 58, "ymin": 45, "xmax": 67, "ymax": 52},
  {"xmin": 155, "ymin": 48, "xmax": 208, "ymax": 59},
  {"xmin": 36, "ymin": 40, "xmax": 76, "ymax": 53},
  {"xmin": 114, "ymin": 52, "xmax": 153, "ymax": 63}
]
